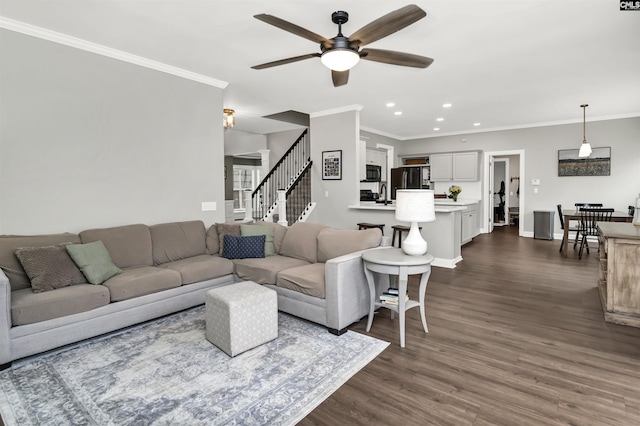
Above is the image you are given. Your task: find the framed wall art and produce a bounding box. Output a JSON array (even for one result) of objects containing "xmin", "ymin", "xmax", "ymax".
[
  {"xmin": 322, "ymin": 150, "xmax": 342, "ymax": 180},
  {"xmin": 558, "ymin": 147, "xmax": 611, "ymax": 176}
]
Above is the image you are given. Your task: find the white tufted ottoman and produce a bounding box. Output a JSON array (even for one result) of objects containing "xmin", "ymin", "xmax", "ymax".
[{"xmin": 205, "ymin": 281, "xmax": 278, "ymax": 357}]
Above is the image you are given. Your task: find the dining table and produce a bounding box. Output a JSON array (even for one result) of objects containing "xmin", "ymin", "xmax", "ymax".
[{"xmin": 561, "ymin": 209, "xmax": 632, "ymax": 254}]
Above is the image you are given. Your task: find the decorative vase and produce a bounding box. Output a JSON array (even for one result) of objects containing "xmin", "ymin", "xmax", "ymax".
[{"xmin": 453, "ymin": 194, "xmax": 458, "ymax": 202}]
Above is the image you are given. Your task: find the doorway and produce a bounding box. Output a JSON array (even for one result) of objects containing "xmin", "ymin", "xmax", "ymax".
[{"xmin": 484, "ymin": 150, "xmax": 525, "ymax": 236}]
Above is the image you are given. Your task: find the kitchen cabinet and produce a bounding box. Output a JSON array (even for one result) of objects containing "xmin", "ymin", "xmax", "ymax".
[
  {"xmin": 430, "ymin": 152, "xmax": 479, "ymax": 181},
  {"xmin": 430, "ymin": 154, "xmax": 452, "ymax": 181},
  {"xmin": 461, "ymin": 204, "xmax": 479, "ymax": 245}
]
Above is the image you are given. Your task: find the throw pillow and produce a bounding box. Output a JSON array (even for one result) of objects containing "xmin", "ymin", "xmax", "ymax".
[
  {"xmin": 240, "ymin": 224, "xmax": 275, "ymax": 256},
  {"xmin": 14, "ymin": 244, "xmax": 87, "ymax": 293},
  {"xmin": 66, "ymin": 240, "xmax": 122, "ymax": 285},
  {"xmin": 221, "ymin": 235, "xmax": 266, "ymax": 260},
  {"xmin": 216, "ymin": 223, "xmax": 241, "ymax": 252}
]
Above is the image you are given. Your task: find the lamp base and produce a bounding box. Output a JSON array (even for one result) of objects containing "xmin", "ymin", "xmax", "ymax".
[{"xmin": 401, "ymin": 222, "xmax": 427, "ymax": 256}]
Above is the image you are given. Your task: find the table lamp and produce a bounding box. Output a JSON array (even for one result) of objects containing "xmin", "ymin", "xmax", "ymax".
[{"xmin": 395, "ymin": 189, "xmax": 436, "ymax": 255}]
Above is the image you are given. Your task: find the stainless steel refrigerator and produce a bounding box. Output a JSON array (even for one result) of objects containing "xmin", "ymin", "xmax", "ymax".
[{"xmin": 390, "ymin": 166, "xmax": 431, "ymax": 199}]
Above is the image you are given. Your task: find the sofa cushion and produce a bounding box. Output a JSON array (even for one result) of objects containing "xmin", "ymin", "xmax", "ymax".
[
  {"xmin": 279, "ymin": 222, "xmax": 329, "ymax": 263},
  {"xmin": 317, "ymin": 228, "xmax": 382, "ymax": 263},
  {"xmin": 241, "ymin": 224, "xmax": 275, "ymax": 256},
  {"xmin": 205, "ymin": 225, "xmax": 220, "ymax": 255},
  {"xmin": 15, "ymin": 244, "xmax": 87, "ymax": 293},
  {"xmin": 222, "ymin": 235, "xmax": 265, "ymax": 260},
  {"xmin": 11, "ymin": 284, "xmax": 110, "ymax": 326},
  {"xmin": 233, "ymin": 255, "xmax": 310, "ymax": 285},
  {"xmin": 0, "ymin": 233, "xmax": 81, "ymax": 291},
  {"xmin": 253, "ymin": 221, "xmax": 288, "ymax": 254},
  {"xmin": 159, "ymin": 254, "xmax": 234, "ymax": 284},
  {"xmin": 80, "ymin": 224, "xmax": 152, "ymax": 269},
  {"xmin": 277, "ymin": 263, "xmax": 326, "ymax": 299},
  {"xmin": 67, "ymin": 241, "xmax": 123, "ymax": 285},
  {"xmin": 216, "ymin": 223, "xmax": 241, "ymax": 253},
  {"xmin": 150, "ymin": 220, "xmax": 207, "ymax": 265},
  {"xmin": 102, "ymin": 266, "xmax": 181, "ymax": 302}
]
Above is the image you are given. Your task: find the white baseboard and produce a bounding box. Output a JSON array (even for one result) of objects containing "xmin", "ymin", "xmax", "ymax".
[{"xmin": 432, "ymin": 256, "xmax": 462, "ymax": 269}]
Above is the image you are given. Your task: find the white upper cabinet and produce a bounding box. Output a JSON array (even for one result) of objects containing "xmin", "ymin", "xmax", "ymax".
[
  {"xmin": 430, "ymin": 152, "xmax": 478, "ymax": 181},
  {"xmin": 452, "ymin": 152, "xmax": 479, "ymax": 181},
  {"xmin": 430, "ymin": 154, "xmax": 453, "ymax": 181}
]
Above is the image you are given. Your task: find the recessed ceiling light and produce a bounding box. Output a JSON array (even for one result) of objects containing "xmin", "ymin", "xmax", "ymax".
[
  {"xmin": 473, "ymin": 122, "xmax": 481, "ymax": 126},
  {"xmin": 394, "ymin": 111, "xmax": 402, "ymax": 116},
  {"xmin": 436, "ymin": 117, "xmax": 444, "ymax": 122},
  {"xmin": 433, "ymin": 127, "xmax": 440, "ymax": 131},
  {"xmin": 386, "ymin": 102, "xmax": 395, "ymax": 107},
  {"xmin": 442, "ymin": 103, "xmax": 452, "ymax": 108}
]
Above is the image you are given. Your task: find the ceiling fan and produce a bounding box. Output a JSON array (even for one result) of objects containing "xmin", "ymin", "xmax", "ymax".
[{"xmin": 251, "ymin": 4, "xmax": 434, "ymax": 87}]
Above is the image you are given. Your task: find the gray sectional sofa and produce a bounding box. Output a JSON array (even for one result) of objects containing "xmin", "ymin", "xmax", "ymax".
[{"xmin": 0, "ymin": 219, "xmax": 383, "ymax": 366}]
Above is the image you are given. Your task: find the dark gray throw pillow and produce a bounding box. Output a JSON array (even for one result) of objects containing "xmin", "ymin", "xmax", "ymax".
[
  {"xmin": 66, "ymin": 240, "xmax": 122, "ymax": 285},
  {"xmin": 15, "ymin": 244, "xmax": 87, "ymax": 293}
]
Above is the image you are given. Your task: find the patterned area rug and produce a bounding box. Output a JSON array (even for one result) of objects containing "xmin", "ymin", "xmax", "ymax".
[{"xmin": 0, "ymin": 307, "xmax": 388, "ymax": 425}]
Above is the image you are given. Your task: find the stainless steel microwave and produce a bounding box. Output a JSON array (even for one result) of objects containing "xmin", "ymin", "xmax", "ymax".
[{"xmin": 365, "ymin": 164, "xmax": 382, "ymax": 182}]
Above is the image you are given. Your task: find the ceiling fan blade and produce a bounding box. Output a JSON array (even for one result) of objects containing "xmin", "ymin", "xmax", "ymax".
[
  {"xmin": 349, "ymin": 5, "xmax": 426, "ymax": 47},
  {"xmin": 252, "ymin": 53, "xmax": 321, "ymax": 70},
  {"xmin": 332, "ymin": 70, "xmax": 349, "ymax": 87},
  {"xmin": 360, "ymin": 48, "xmax": 433, "ymax": 68},
  {"xmin": 254, "ymin": 14, "xmax": 328, "ymax": 44}
]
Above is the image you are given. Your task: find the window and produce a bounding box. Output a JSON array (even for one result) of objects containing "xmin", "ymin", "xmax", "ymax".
[{"xmin": 233, "ymin": 165, "xmax": 261, "ymax": 211}]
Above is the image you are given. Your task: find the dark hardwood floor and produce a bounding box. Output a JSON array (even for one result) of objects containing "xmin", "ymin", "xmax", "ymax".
[{"xmin": 300, "ymin": 226, "xmax": 640, "ymax": 426}]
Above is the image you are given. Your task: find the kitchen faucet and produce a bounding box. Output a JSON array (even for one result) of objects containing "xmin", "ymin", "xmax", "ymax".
[{"xmin": 379, "ymin": 183, "xmax": 388, "ymax": 205}]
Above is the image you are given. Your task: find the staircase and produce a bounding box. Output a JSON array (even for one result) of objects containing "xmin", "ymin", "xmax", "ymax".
[{"xmin": 249, "ymin": 129, "xmax": 314, "ymax": 224}]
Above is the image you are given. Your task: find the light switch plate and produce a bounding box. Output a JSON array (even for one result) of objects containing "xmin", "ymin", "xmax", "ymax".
[{"xmin": 201, "ymin": 202, "xmax": 217, "ymax": 211}]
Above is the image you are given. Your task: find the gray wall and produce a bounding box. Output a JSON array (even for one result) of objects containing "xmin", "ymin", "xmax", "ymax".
[
  {"xmin": 308, "ymin": 110, "xmax": 360, "ymax": 228},
  {"xmin": 0, "ymin": 29, "xmax": 225, "ymax": 234},
  {"xmin": 267, "ymin": 128, "xmax": 307, "ymax": 167},
  {"xmin": 224, "ymin": 129, "xmax": 267, "ymax": 156},
  {"xmin": 395, "ymin": 117, "xmax": 640, "ymax": 234}
]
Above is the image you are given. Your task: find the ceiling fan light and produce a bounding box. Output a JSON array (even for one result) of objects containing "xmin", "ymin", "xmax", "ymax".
[{"xmin": 321, "ymin": 49, "xmax": 360, "ymax": 71}]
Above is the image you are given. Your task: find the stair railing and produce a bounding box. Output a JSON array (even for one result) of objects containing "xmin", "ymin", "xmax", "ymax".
[{"xmin": 251, "ymin": 129, "xmax": 310, "ymax": 221}]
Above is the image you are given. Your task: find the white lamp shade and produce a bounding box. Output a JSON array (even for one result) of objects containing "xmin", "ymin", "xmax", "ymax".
[
  {"xmin": 320, "ymin": 49, "xmax": 360, "ymax": 71},
  {"xmin": 578, "ymin": 141, "xmax": 592, "ymax": 158},
  {"xmin": 395, "ymin": 190, "xmax": 436, "ymax": 223}
]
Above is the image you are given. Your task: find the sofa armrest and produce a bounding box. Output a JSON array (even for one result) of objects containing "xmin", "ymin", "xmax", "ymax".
[
  {"xmin": 324, "ymin": 247, "xmax": 388, "ymax": 332},
  {"xmin": 0, "ymin": 269, "xmax": 12, "ymax": 364}
]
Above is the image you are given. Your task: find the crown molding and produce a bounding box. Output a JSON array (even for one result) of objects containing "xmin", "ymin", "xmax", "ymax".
[{"xmin": 0, "ymin": 17, "xmax": 228, "ymax": 89}]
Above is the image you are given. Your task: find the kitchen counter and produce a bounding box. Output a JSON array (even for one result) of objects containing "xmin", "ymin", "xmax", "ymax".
[
  {"xmin": 350, "ymin": 202, "xmax": 467, "ymax": 213},
  {"xmin": 348, "ymin": 200, "xmax": 481, "ymax": 268}
]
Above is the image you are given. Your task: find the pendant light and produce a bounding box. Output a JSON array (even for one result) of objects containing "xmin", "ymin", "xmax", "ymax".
[
  {"xmin": 578, "ymin": 104, "xmax": 592, "ymax": 158},
  {"xmin": 223, "ymin": 109, "xmax": 235, "ymax": 129}
]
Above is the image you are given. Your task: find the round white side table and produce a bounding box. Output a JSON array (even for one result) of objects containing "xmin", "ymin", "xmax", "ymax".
[{"xmin": 362, "ymin": 248, "xmax": 434, "ymax": 348}]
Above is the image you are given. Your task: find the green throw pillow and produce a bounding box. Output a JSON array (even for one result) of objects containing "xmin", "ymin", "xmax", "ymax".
[
  {"xmin": 240, "ymin": 224, "xmax": 275, "ymax": 256},
  {"xmin": 66, "ymin": 240, "xmax": 122, "ymax": 284}
]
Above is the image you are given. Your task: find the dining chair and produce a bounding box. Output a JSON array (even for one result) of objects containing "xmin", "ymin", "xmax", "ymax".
[
  {"xmin": 557, "ymin": 204, "xmax": 579, "ymax": 253},
  {"xmin": 577, "ymin": 207, "xmax": 614, "ymax": 259},
  {"xmin": 574, "ymin": 203, "xmax": 603, "ymax": 208}
]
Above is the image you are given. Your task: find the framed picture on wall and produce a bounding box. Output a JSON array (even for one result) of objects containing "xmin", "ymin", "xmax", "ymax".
[
  {"xmin": 322, "ymin": 150, "xmax": 342, "ymax": 180},
  {"xmin": 558, "ymin": 147, "xmax": 611, "ymax": 176}
]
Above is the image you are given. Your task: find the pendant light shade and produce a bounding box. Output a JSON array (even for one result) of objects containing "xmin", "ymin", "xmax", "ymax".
[
  {"xmin": 223, "ymin": 109, "xmax": 235, "ymax": 129},
  {"xmin": 578, "ymin": 104, "xmax": 592, "ymax": 158}
]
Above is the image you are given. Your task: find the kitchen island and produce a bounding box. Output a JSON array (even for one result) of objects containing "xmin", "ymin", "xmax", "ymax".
[{"xmin": 349, "ymin": 199, "xmax": 480, "ymax": 268}]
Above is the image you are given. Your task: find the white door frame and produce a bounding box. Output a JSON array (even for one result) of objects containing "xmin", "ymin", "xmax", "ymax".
[{"xmin": 483, "ymin": 150, "xmax": 525, "ymax": 236}]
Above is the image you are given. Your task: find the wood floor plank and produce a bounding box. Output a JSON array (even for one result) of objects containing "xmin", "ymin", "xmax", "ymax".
[{"xmin": 299, "ymin": 226, "xmax": 640, "ymax": 426}]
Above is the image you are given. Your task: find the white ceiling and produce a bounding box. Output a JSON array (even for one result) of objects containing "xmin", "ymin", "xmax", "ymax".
[{"xmin": 1, "ymin": 0, "xmax": 639, "ymax": 139}]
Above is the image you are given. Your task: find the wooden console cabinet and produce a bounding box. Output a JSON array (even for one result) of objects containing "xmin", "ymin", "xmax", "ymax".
[{"xmin": 597, "ymin": 222, "xmax": 640, "ymax": 328}]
